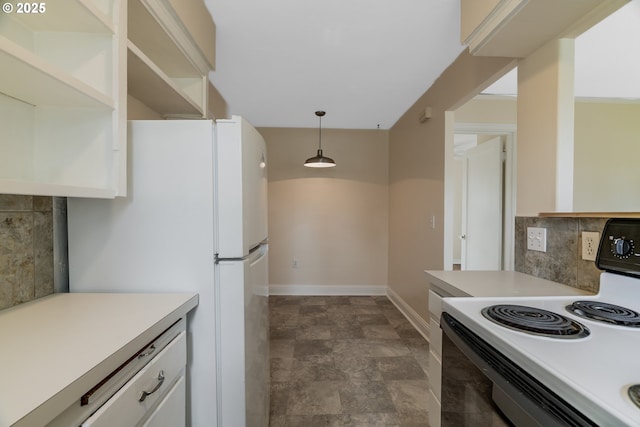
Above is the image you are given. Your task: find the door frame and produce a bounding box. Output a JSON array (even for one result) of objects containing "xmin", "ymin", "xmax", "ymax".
[{"xmin": 444, "ymin": 121, "xmax": 517, "ymax": 271}]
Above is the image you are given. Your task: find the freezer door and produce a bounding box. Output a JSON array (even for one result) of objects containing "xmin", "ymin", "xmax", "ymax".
[
  {"xmin": 216, "ymin": 116, "xmax": 268, "ymax": 258},
  {"xmin": 216, "ymin": 244, "xmax": 270, "ymax": 427}
]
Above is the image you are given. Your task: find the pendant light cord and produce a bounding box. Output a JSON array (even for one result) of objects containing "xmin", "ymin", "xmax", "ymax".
[{"xmin": 318, "ymin": 114, "xmax": 323, "ymax": 151}]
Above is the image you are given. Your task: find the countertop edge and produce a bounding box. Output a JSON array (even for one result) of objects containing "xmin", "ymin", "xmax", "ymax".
[
  {"xmin": 424, "ymin": 270, "xmax": 593, "ymax": 298},
  {"xmin": 2, "ymin": 293, "xmax": 198, "ymax": 427}
]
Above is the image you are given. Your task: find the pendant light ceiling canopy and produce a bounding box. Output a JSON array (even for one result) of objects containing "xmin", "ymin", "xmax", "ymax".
[{"xmin": 304, "ymin": 111, "xmax": 336, "ymax": 168}]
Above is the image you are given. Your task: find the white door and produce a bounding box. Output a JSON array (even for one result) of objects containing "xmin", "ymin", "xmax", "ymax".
[{"xmin": 461, "ymin": 137, "xmax": 504, "ymax": 270}]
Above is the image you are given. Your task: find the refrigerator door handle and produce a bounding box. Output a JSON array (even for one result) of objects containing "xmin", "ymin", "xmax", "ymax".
[{"xmin": 215, "ymin": 243, "xmax": 267, "ymax": 264}]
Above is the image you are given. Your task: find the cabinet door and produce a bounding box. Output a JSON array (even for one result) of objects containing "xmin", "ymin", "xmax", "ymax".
[{"xmin": 140, "ymin": 376, "xmax": 186, "ymax": 427}]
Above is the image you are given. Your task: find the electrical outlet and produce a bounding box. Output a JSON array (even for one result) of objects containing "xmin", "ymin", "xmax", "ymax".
[
  {"xmin": 582, "ymin": 232, "xmax": 600, "ymax": 261},
  {"xmin": 292, "ymin": 259, "xmax": 299, "ymax": 269},
  {"xmin": 527, "ymin": 227, "xmax": 547, "ymax": 252}
]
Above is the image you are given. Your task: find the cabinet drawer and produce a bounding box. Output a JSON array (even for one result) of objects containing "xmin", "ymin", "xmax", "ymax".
[
  {"xmin": 81, "ymin": 331, "xmax": 186, "ymax": 427},
  {"xmin": 141, "ymin": 375, "xmax": 185, "ymax": 427}
]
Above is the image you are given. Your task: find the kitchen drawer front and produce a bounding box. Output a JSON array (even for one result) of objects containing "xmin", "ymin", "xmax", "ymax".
[
  {"xmin": 81, "ymin": 331, "xmax": 186, "ymax": 427},
  {"xmin": 140, "ymin": 375, "xmax": 186, "ymax": 427}
]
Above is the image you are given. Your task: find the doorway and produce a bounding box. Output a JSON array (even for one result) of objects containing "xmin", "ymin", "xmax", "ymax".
[{"xmin": 444, "ymin": 122, "xmax": 516, "ymax": 271}]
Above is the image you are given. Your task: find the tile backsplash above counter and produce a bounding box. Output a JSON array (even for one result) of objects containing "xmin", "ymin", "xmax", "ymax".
[
  {"xmin": 515, "ymin": 216, "xmax": 608, "ymax": 294},
  {"xmin": 0, "ymin": 194, "xmax": 626, "ymax": 309},
  {"xmin": 0, "ymin": 195, "xmax": 55, "ymax": 309}
]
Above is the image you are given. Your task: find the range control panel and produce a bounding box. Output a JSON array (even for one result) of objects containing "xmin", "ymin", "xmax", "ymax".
[{"xmin": 597, "ymin": 218, "xmax": 640, "ymax": 277}]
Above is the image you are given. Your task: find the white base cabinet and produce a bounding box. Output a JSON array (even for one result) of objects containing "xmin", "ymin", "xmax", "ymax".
[
  {"xmin": 81, "ymin": 331, "xmax": 187, "ymax": 427},
  {"xmin": 0, "ymin": 293, "xmax": 197, "ymax": 427},
  {"xmin": 141, "ymin": 376, "xmax": 186, "ymax": 427}
]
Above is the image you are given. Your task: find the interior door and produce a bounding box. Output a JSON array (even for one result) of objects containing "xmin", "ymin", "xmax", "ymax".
[{"xmin": 461, "ymin": 137, "xmax": 504, "ymax": 270}]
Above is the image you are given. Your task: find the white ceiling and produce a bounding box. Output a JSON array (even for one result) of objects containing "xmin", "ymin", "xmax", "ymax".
[
  {"xmin": 205, "ymin": 0, "xmax": 639, "ymax": 130},
  {"xmin": 204, "ymin": 0, "xmax": 465, "ymax": 129}
]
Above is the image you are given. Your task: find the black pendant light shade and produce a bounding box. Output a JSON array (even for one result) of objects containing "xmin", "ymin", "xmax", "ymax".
[
  {"xmin": 304, "ymin": 111, "xmax": 336, "ymax": 168},
  {"xmin": 304, "ymin": 149, "xmax": 336, "ymax": 168}
]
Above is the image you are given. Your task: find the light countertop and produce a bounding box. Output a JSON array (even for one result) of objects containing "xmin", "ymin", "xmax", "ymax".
[
  {"xmin": 0, "ymin": 292, "xmax": 198, "ymax": 427},
  {"xmin": 424, "ymin": 270, "xmax": 594, "ymax": 298}
]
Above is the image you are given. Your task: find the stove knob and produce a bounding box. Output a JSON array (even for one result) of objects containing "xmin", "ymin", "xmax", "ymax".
[{"xmin": 612, "ymin": 238, "xmax": 633, "ymax": 258}]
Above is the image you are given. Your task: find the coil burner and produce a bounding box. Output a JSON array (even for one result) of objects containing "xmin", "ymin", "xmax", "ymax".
[
  {"xmin": 482, "ymin": 304, "xmax": 590, "ymax": 339},
  {"xmin": 629, "ymin": 385, "xmax": 640, "ymax": 410},
  {"xmin": 566, "ymin": 300, "xmax": 640, "ymax": 327}
]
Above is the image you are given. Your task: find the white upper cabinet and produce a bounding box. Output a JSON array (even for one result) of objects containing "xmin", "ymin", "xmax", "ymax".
[
  {"xmin": 0, "ymin": 0, "xmax": 216, "ymax": 198},
  {"xmin": 127, "ymin": 0, "xmax": 216, "ymax": 118},
  {"xmin": 0, "ymin": 0, "xmax": 127, "ymax": 198},
  {"xmin": 462, "ymin": 0, "xmax": 629, "ymax": 57}
]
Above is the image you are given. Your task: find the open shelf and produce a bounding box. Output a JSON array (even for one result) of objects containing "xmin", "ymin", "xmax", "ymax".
[
  {"xmin": 0, "ymin": 37, "xmax": 114, "ymax": 108},
  {"xmin": 10, "ymin": 0, "xmax": 114, "ymax": 33},
  {"xmin": 127, "ymin": 42, "xmax": 203, "ymax": 116},
  {"xmin": 0, "ymin": 0, "xmax": 217, "ymax": 198},
  {"xmin": 128, "ymin": 0, "xmax": 202, "ymax": 77},
  {"xmin": 0, "ymin": 179, "xmax": 116, "ymax": 198},
  {"xmin": 0, "ymin": 0, "xmax": 125, "ymax": 199}
]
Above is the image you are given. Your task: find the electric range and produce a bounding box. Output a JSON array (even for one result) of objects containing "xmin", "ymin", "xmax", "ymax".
[{"xmin": 442, "ymin": 218, "xmax": 640, "ymax": 426}]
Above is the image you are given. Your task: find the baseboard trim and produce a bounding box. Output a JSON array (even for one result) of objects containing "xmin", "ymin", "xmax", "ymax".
[
  {"xmin": 386, "ymin": 287, "xmax": 431, "ymax": 343},
  {"xmin": 269, "ymin": 284, "xmax": 387, "ymax": 296}
]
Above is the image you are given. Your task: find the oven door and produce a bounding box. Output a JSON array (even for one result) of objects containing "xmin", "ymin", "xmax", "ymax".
[{"xmin": 440, "ymin": 312, "xmax": 597, "ymax": 427}]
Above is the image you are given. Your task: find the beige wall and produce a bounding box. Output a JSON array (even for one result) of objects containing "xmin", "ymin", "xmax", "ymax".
[
  {"xmin": 388, "ymin": 51, "xmax": 515, "ymax": 321},
  {"xmin": 517, "ymin": 38, "xmax": 575, "ymax": 215},
  {"xmin": 261, "ymin": 127, "xmax": 389, "ymax": 291},
  {"xmin": 455, "ymin": 96, "xmax": 517, "ymax": 124},
  {"xmin": 574, "ymin": 101, "xmax": 640, "ymax": 212},
  {"xmin": 455, "ymin": 96, "xmax": 640, "ymax": 214}
]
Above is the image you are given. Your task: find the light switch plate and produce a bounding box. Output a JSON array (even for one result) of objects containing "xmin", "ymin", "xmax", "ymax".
[{"xmin": 527, "ymin": 227, "xmax": 547, "ymax": 252}]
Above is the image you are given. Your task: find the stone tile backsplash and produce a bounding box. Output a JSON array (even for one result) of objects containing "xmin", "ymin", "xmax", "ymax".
[
  {"xmin": 514, "ymin": 216, "xmax": 607, "ymax": 293},
  {"xmin": 0, "ymin": 195, "xmax": 54, "ymax": 309}
]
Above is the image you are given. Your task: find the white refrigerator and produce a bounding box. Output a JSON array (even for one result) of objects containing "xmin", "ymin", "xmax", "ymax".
[{"xmin": 67, "ymin": 117, "xmax": 270, "ymax": 427}]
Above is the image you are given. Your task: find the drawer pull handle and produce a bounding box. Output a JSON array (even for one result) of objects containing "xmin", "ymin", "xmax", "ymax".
[
  {"xmin": 138, "ymin": 344, "xmax": 157, "ymax": 359},
  {"xmin": 139, "ymin": 370, "xmax": 165, "ymax": 402}
]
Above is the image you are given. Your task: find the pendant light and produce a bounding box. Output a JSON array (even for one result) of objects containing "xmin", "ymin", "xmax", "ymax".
[{"xmin": 304, "ymin": 111, "xmax": 336, "ymax": 168}]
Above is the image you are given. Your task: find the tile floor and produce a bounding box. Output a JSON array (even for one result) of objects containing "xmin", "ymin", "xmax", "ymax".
[{"xmin": 269, "ymin": 295, "xmax": 430, "ymax": 427}]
